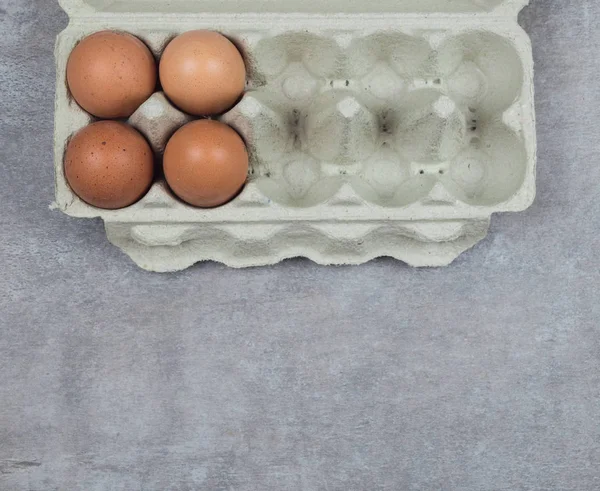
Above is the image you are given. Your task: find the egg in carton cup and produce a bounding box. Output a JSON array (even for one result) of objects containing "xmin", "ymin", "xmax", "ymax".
[{"xmin": 54, "ymin": 0, "xmax": 536, "ymax": 272}]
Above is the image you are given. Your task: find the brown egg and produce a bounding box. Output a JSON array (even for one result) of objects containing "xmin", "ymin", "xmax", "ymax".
[
  {"xmin": 67, "ymin": 31, "xmax": 157, "ymax": 118},
  {"xmin": 164, "ymin": 120, "xmax": 249, "ymax": 208},
  {"xmin": 160, "ymin": 30, "xmax": 246, "ymax": 116},
  {"xmin": 65, "ymin": 121, "xmax": 154, "ymax": 209}
]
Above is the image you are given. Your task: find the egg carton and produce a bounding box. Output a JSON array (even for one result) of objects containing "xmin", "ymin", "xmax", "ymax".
[{"xmin": 54, "ymin": 0, "xmax": 535, "ymax": 272}]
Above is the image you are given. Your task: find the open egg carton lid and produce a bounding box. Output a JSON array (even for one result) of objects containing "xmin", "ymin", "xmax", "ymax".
[{"xmin": 54, "ymin": 0, "xmax": 535, "ymax": 271}]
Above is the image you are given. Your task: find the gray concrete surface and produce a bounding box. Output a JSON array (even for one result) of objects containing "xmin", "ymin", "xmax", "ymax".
[{"xmin": 1, "ymin": 1, "xmax": 599, "ymax": 490}]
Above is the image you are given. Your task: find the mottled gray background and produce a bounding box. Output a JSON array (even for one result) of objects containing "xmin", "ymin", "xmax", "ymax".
[{"xmin": 1, "ymin": 1, "xmax": 599, "ymax": 490}]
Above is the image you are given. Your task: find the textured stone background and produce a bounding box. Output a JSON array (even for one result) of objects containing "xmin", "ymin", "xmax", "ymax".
[{"xmin": 1, "ymin": 1, "xmax": 599, "ymax": 490}]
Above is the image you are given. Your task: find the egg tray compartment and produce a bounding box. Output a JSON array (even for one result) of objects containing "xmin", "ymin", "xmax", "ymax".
[{"xmin": 53, "ymin": 9, "xmax": 535, "ymax": 271}]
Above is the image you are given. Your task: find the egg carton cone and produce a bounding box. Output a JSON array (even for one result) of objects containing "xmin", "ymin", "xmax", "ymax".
[{"xmin": 54, "ymin": 0, "xmax": 536, "ymax": 272}]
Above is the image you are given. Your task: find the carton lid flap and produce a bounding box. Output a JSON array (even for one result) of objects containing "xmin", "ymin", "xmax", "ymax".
[{"xmin": 59, "ymin": 0, "xmax": 529, "ymax": 16}]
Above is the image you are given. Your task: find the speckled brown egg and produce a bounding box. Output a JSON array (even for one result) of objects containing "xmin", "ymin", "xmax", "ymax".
[
  {"xmin": 64, "ymin": 121, "xmax": 154, "ymax": 209},
  {"xmin": 159, "ymin": 30, "xmax": 246, "ymax": 116},
  {"xmin": 67, "ymin": 31, "xmax": 157, "ymax": 118},
  {"xmin": 164, "ymin": 120, "xmax": 249, "ymax": 208}
]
